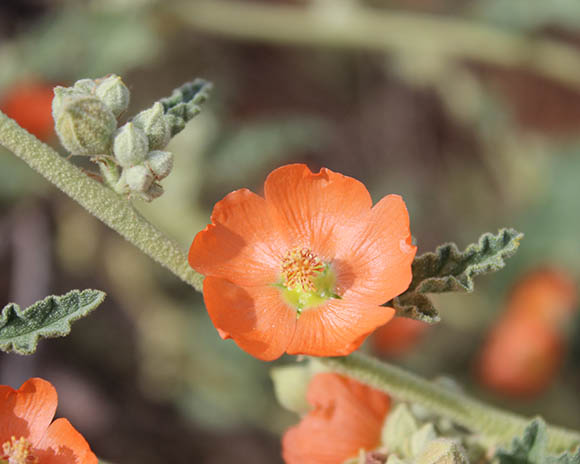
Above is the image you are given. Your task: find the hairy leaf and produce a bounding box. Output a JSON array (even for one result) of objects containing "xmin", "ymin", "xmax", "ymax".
[
  {"xmin": 390, "ymin": 228, "xmax": 523, "ymax": 323},
  {"xmin": 0, "ymin": 289, "xmax": 106, "ymax": 355},
  {"xmin": 496, "ymin": 418, "xmax": 580, "ymax": 464},
  {"xmin": 159, "ymin": 79, "xmax": 213, "ymax": 136}
]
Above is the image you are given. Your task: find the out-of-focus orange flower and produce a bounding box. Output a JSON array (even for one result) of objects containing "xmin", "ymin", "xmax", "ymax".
[
  {"xmin": 282, "ymin": 373, "xmax": 390, "ymax": 464},
  {"xmin": 189, "ymin": 164, "xmax": 416, "ymax": 360},
  {"xmin": 478, "ymin": 316, "xmax": 563, "ymax": 397},
  {"xmin": 0, "ymin": 81, "xmax": 55, "ymax": 141},
  {"xmin": 477, "ymin": 268, "xmax": 577, "ymax": 398},
  {"xmin": 0, "ymin": 377, "xmax": 98, "ymax": 464},
  {"xmin": 372, "ymin": 316, "xmax": 429, "ymax": 357},
  {"xmin": 505, "ymin": 269, "xmax": 577, "ymax": 331}
]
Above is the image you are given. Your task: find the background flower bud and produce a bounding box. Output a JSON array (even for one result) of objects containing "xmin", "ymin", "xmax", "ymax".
[
  {"xmin": 416, "ymin": 439, "xmax": 468, "ymax": 464},
  {"xmin": 124, "ymin": 164, "xmax": 154, "ymax": 193},
  {"xmin": 95, "ymin": 74, "xmax": 130, "ymax": 117},
  {"xmin": 54, "ymin": 95, "xmax": 116, "ymax": 155},
  {"xmin": 146, "ymin": 150, "xmax": 173, "ymax": 179},
  {"xmin": 113, "ymin": 123, "xmax": 149, "ymax": 168},
  {"xmin": 132, "ymin": 102, "xmax": 171, "ymax": 150}
]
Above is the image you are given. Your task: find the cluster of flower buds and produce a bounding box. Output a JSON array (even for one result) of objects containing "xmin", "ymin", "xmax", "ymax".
[
  {"xmin": 52, "ymin": 75, "xmax": 175, "ymax": 201},
  {"xmin": 52, "ymin": 75, "xmax": 129, "ymax": 156},
  {"xmin": 113, "ymin": 102, "xmax": 174, "ymax": 201}
]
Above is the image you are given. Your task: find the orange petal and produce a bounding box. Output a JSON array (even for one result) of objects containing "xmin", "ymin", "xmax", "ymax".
[
  {"xmin": 336, "ymin": 194, "xmax": 416, "ymax": 305},
  {"xmin": 203, "ymin": 277, "xmax": 297, "ymax": 361},
  {"xmin": 282, "ymin": 373, "xmax": 390, "ymax": 464},
  {"xmin": 264, "ymin": 164, "xmax": 372, "ymax": 261},
  {"xmin": 189, "ymin": 188, "xmax": 286, "ymax": 286},
  {"xmin": 35, "ymin": 418, "xmax": 98, "ymax": 464},
  {"xmin": 286, "ymin": 299, "xmax": 395, "ymax": 356},
  {"xmin": 0, "ymin": 378, "xmax": 57, "ymax": 446}
]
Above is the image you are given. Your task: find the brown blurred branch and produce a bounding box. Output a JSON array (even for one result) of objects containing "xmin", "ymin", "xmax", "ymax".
[{"xmin": 171, "ymin": 0, "xmax": 580, "ymax": 89}]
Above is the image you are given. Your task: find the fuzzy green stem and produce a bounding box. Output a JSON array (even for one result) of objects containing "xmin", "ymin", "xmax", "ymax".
[
  {"xmin": 171, "ymin": 0, "xmax": 580, "ymax": 90},
  {"xmin": 0, "ymin": 111, "xmax": 204, "ymax": 292},
  {"xmin": 320, "ymin": 352, "xmax": 580, "ymax": 453}
]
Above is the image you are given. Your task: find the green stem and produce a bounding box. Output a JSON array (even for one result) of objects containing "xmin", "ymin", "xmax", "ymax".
[
  {"xmin": 320, "ymin": 352, "xmax": 580, "ymax": 453},
  {"xmin": 0, "ymin": 110, "xmax": 204, "ymax": 292},
  {"xmin": 171, "ymin": 0, "xmax": 580, "ymax": 90}
]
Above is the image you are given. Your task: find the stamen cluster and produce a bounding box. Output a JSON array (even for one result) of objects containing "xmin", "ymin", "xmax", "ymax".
[
  {"xmin": 281, "ymin": 248, "xmax": 325, "ymax": 292},
  {"xmin": 1, "ymin": 436, "xmax": 38, "ymax": 464}
]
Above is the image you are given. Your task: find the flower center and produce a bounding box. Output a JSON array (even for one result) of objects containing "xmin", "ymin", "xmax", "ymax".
[
  {"xmin": 278, "ymin": 247, "xmax": 340, "ymax": 315},
  {"xmin": 1, "ymin": 437, "xmax": 38, "ymax": 464}
]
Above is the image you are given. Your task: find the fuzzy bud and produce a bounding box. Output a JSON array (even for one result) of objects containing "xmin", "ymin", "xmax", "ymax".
[
  {"xmin": 124, "ymin": 164, "xmax": 154, "ymax": 193},
  {"xmin": 132, "ymin": 102, "xmax": 171, "ymax": 150},
  {"xmin": 73, "ymin": 79, "xmax": 97, "ymax": 95},
  {"xmin": 95, "ymin": 74, "xmax": 130, "ymax": 117},
  {"xmin": 52, "ymin": 86, "xmax": 85, "ymax": 118},
  {"xmin": 270, "ymin": 365, "xmax": 311, "ymax": 415},
  {"xmin": 146, "ymin": 150, "xmax": 173, "ymax": 180},
  {"xmin": 113, "ymin": 123, "xmax": 149, "ymax": 168},
  {"xmin": 415, "ymin": 439, "xmax": 468, "ymax": 464},
  {"xmin": 53, "ymin": 95, "xmax": 116, "ymax": 155}
]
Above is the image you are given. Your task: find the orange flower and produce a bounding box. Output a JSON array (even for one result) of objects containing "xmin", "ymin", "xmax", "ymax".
[
  {"xmin": 372, "ymin": 316, "xmax": 428, "ymax": 357},
  {"xmin": 477, "ymin": 316, "xmax": 563, "ymax": 397},
  {"xmin": 505, "ymin": 269, "xmax": 577, "ymax": 331},
  {"xmin": 0, "ymin": 81, "xmax": 55, "ymax": 141},
  {"xmin": 476, "ymin": 268, "xmax": 576, "ymax": 397},
  {"xmin": 282, "ymin": 373, "xmax": 390, "ymax": 464},
  {"xmin": 189, "ymin": 164, "xmax": 416, "ymax": 360},
  {"xmin": 0, "ymin": 378, "xmax": 98, "ymax": 463}
]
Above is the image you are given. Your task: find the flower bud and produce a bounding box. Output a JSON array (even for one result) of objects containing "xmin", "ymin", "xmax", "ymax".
[
  {"xmin": 52, "ymin": 86, "xmax": 84, "ymax": 118},
  {"xmin": 54, "ymin": 95, "xmax": 116, "ymax": 155},
  {"xmin": 416, "ymin": 439, "xmax": 468, "ymax": 464},
  {"xmin": 132, "ymin": 102, "xmax": 171, "ymax": 150},
  {"xmin": 381, "ymin": 404, "xmax": 418, "ymax": 458},
  {"xmin": 270, "ymin": 365, "xmax": 311, "ymax": 415},
  {"xmin": 95, "ymin": 74, "xmax": 130, "ymax": 117},
  {"xmin": 124, "ymin": 164, "xmax": 154, "ymax": 193},
  {"xmin": 113, "ymin": 123, "xmax": 149, "ymax": 168},
  {"xmin": 146, "ymin": 150, "xmax": 173, "ymax": 180},
  {"xmin": 73, "ymin": 79, "xmax": 97, "ymax": 95}
]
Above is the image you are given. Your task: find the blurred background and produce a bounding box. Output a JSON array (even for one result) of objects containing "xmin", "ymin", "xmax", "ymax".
[{"xmin": 1, "ymin": 0, "xmax": 580, "ymax": 462}]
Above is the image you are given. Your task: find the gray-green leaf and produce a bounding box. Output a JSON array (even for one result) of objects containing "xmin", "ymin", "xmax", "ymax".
[
  {"xmin": 390, "ymin": 228, "xmax": 523, "ymax": 323},
  {"xmin": 496, "ymin": 418, "xmax": 580, "ymax": 464},
  {"xmin": 159, "ymin": 79, "xmax": 213, "ymax": 136},
  {"xmin": 0, "ymin": 289, "xmax": 106, "ymax": 355}
]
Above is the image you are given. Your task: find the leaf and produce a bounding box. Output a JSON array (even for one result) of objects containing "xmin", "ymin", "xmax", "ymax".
[
  {"xmin": 0, "ymin": 289, "xmax": 106, "ymax": 355},
  {"xmin": 496, "ymin": 418, "xmax": 580, "ymax": 464},
  {"xmin": 390, "ymin": 228, "xmax": 523, "ymax": 323},
  {"xmin": 159, "ymin": 79, "xmax": 213, "ymax": 136},
  {"xmin": 496, "ymin": 418, "xmax": 547, "ymax": 464}
]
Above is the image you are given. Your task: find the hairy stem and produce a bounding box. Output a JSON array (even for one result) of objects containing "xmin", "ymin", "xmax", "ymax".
[
  {"xmin": 171, "ymin": 0, "xmax": 580, "ymax": 90},
  {"xmin": 0, "ymin": 111, "xmax": 203, "ymax": 292},
  {"xmin": 320, "ymin": 352, "xmax": 580, "ymax": 453}
]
